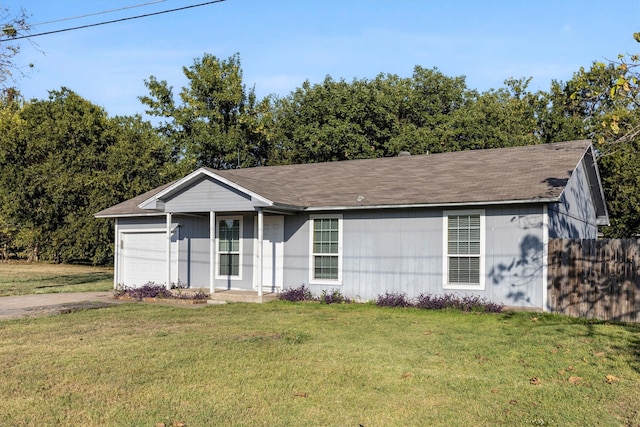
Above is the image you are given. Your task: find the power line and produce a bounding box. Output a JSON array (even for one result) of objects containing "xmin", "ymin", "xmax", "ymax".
[
  {"xmin": 1, "ymin": 0, "xmax": 226, "ymax": 42},
  {"xmin": 31, "ymin": 1, "xmax": 167, "ymax": 27}
]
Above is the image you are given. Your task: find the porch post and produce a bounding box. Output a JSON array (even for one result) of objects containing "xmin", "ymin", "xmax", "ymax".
[
  {"xmin": 166, "ymin": 212, "xmax": 172, "ymax": 290},
  {"xmin": 114, "ymin": 218, "xmax": 120, "ymax": 289},
  {"xmin": 257, "ymin": 208, "xmax": 264, "ymax": 297},
  {"xmin": 209, "ymin": 211, "xmax": 216, "ymax": 294}
]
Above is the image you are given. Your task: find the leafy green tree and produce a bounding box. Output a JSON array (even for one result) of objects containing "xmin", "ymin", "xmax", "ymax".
[
  {"xmin": 439, "ymin": 78, "xmax": 542, "ymax": 152},
  {"xmin": 272, "ymin": 75, "xmax": 399, "ymax": 163},
  {"xmin": 0, "ymin": 89, "xmax": 176, "ymax": 263},
  {"xmin": 140, "ymin": 53, "xmax": 269, "ymax": 170},
  {"xmin": 385, "ymin": 67, "xmax": 467, "ymax": 155},
  {"xmin": 271, "ymin": 67, "xmax": 546, "ymax": 162},
  {"xmin": 595, "ymin": 35, "xmax": 640, "ymax": 237},
  {"xmin": 0, "ymin": 89, "xmax": 22, "ymax": 259},
  {"xmin": 546, "ymin": 34, "xmax": 640, "ymax": 237},
  {"xmin": 272, "ymin": 67, "xmax": 473, "ymax": 163}
]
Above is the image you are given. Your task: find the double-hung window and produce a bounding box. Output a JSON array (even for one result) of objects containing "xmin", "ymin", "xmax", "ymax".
[
  {"xmin": 218, "ymin": 217, "xmax": 242, "ymax": 278},
  {"xmin": 444, "ymin": 210, "xmax": 484, "ymax": 289},
  {"xmin": 310, "ymin": 215, "xmax": 342, "ymax": 283}
]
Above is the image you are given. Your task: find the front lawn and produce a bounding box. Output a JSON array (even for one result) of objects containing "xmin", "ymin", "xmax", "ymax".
[
  {"xmin": 0, "ymin": 302, "xmax": 638, "ymax": 426},
  {"xmin": 0, "ymin": 262, "xmax": 113, "ymax": 296}
]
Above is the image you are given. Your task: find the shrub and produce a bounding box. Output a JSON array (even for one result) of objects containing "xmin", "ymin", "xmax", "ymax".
[
  {"xmin": 414, "ymin": 293, "xmax": 504, "ymax": 313},
  {"xmin": 171, "ymin": 281, "xmax": 188, "ymax": 290},
  {"xmin": 191, "ymin": 289, "xmax": 210, "ymax": 300},
  {"xmin": 376, "ymin": 292, "xmax": 412, "ymax": 308},
  {"xmin": 173, "ymin": 289, "xmax": 210, "ymax": 300},
  {"xmin": 320, "ymin": 289, "xmax": 350, "ymax": 304},
  {"xmin": 481, "ymin": 300, "xmax": 504, "ymax": 313},
  {"xmin": 118, "ymin": 283, "xmax": 210, "ymax": 301},
  {"xmin": 125, "ymin": 283, "xmax": 173, "ymax": 300},
  {"xmin": 279, "ymin": 285, "xmax": 314, "ymax": 302}
]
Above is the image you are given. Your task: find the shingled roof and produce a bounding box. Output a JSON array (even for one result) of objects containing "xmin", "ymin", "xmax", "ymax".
[{"xmin": 96, "ymin": 140, "xmax": 600, "ymax": 217}]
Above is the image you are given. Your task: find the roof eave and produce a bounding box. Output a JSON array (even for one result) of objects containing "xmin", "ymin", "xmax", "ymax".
[
  {"xmin": 302, "ymin": 197, "xmax": 561, "ymax": 211},
  {"xmin": 94, "ymin": 212, "xmax": 165, "ymax": 219}
]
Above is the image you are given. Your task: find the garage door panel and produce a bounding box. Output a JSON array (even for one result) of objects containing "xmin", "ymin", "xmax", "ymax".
[{"xmin": 121, "ymin": 232, "xmax": 177, "ymax": 287}]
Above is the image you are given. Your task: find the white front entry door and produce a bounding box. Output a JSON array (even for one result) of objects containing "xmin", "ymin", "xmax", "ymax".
[{"xmin": 255, "ymin": 216, "xmax": 284, "ymax": 292}]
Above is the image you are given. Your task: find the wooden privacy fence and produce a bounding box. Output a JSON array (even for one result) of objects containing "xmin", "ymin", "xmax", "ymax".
[{"xmin": 548, "ymin": 238, "xmax": 640, "ymax": 322}]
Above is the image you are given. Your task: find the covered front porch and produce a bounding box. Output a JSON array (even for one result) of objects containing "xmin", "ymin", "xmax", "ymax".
[
  {"xmin": 111, "ymin": 168, "xmax": 296, "ymax": 294},
  {"xmin": 157, "ymin": 208, "xmax": 285, "ymax": 297}
]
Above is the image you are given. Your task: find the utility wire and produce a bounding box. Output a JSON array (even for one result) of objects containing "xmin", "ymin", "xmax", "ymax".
[
  {"xmin": 31, "ymin": 1, "xmax": 167, "ymax": 27},
  {"xmin": 1, "ymin": 0, "xmax": 226, "ymax": 42}
]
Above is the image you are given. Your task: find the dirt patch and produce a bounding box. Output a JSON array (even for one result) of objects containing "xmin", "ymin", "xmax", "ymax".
[{"xmin": 0, "ymin": 301, "xmax": 117, "ymax": 321}]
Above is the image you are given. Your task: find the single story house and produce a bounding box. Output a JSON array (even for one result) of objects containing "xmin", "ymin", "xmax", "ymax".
[{"xmin": 95, "ymin": 139, "xmax": 608, "ymax": 310}]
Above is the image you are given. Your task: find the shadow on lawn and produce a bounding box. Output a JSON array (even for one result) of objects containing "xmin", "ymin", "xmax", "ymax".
[
  {"xmin": 576, "ymin": 320, "xmax": 640, "ymax": 374},
  {"xmin": 34, "ymin": 272, "xmax": 113, "ymax": 289},
  {"xmin": 525, "ymin": 315, "xmax": 640, "ymax": 374}
]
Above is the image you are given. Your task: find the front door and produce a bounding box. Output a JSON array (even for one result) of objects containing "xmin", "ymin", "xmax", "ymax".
[{"xmin": 255, "ymin": 216, "xmax": 284, "ymax": 292}]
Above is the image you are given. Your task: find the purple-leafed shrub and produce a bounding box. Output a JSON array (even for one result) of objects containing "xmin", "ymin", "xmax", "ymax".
[
  {"xmin": 279, "ymin": 285, "xmax": 314, "ymax": 302},
  {"xmin": 414, "ymin": 293, "xmax": 453, "ymax": 310},
  {"xmin": 174, "ymin": 289, "xmax": 210, "ymax": 300},
  {"xmin": 125, "ymin": 283, "xmax": 173, "ymax": 300},
  {"xmin": 320, "ymin": 289, "xmax": 350, "ymax": 304},
  {"xmin": 376, "ymin": 292, "xmax": 412, "ymax": 308},
  {"xmin": 191, "ymin": 289, "xmax": 210, "ymax": 300},
  {"xmin": 482, "ymin": 300, "xmax": 505, "ymax": 313},
  {"xmin": 414, "ymin": 293, "xmax": 504, "ymax": 313}
]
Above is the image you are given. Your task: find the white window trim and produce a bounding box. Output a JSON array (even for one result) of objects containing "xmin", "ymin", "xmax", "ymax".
[
  {"xmin": 309, "ymin": 214, "xmax": 343, "ymax": 285},
  {"xmin": 216, "ymin": 216, "xmax": 243, "ymax": 280},
  {"xmin": 442, "ymin": 209, "xmax": 485, "ymax": 290}
]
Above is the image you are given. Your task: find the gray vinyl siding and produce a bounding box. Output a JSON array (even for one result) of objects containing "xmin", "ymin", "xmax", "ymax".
[
  {"xmin": 484, "ymin": 206, "xmax": 545, "ymax": 308},
  {"xmin": 117, "ymin": 216, "xmax": 167, "ymax": 230},
  {"xmin": 282, "ymin": 215, "xmax": 310, "ymax": 287},
  {"xmin": 174, "ymin": 215, "xmax": 210, "ymax": 288},
  {"xmin": 280, "ymin": 206, "xmax": 546, "ymax": 308},
  {"xmin": 163, "ymin": 176, "xmax": 255, "ymax": 212},
  {"xmin": 548, "ymin": 160, "xmax": 599, "ymax": 238},
  {"xmin": 117, "ymin": 206, "xmax": 547, "ymax": 308},
  {"xmin": 342, "ymin": 210, "xmax": 442, "ymax": 300}
]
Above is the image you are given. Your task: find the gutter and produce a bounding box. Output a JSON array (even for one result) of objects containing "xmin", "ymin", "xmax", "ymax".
[
  {"xmin": 95, "ymin": 198, "xmax": 562, "ymax": 218},
  {"xmin": 302, "ymin": 197, "xmax": 561, "ymax": 212}
]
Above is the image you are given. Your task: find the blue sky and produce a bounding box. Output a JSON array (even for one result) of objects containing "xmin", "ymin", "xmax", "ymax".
[{"xmin": 5, "ymin": 0, "xmax": 640, "ymax": 118}]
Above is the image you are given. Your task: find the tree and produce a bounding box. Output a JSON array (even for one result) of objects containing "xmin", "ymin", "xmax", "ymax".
[
  {"xmin": 438, "ymin": 78, "xmax": 543, "ymax": 152},
  {"xmin": 271, "ymin": 67, "xmax": 547, "ymax": 163},
  {"xmin": 0, "ymin": 6, "xmax": 32, "ymax": 88},
  {"xmin": 0, "ymin": 89, "xmax": 177, "ymax": 263},
  {"xmin": 546, "ymin": 33, "xmax": 640, "ymax": 237},
  {"xmin": 271, "ymin": 67, "xmax": 474, "ymax": 163},
  {"xmin": 140, "ymin": 53, "xmax": 269, "ymax": 170},
  {"xmin": 272, "ymin": 75, "xmax": 400, "ymax": 163}
]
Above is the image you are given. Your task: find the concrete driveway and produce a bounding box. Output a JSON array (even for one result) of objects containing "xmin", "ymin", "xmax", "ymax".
[{"xmin": 0, "ymin": 292, "xmax": 120, "ymax": 320}]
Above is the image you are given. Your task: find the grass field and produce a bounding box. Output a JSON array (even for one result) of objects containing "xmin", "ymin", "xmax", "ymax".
[
  {"xmin": 0, "ymin": 262, "xmax": 113, "ymax": 296},
  {"xmin": 0, "ymin": 300, "xmax": 638, "ymax": 426}
]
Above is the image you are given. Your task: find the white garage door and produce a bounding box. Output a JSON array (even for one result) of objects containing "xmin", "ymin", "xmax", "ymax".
[{"xmin": 121, "ymin": 232, "xmax": 178, "ymax": 287}]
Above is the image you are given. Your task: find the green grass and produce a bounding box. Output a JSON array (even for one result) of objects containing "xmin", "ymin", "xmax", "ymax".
[
  {"xmin": 0, "ymin": 302, "xmax": 638, "ymax": 426},
  {"xmin": 0, "ymin": 262, "xmax": 113, "ymax": 296}
]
